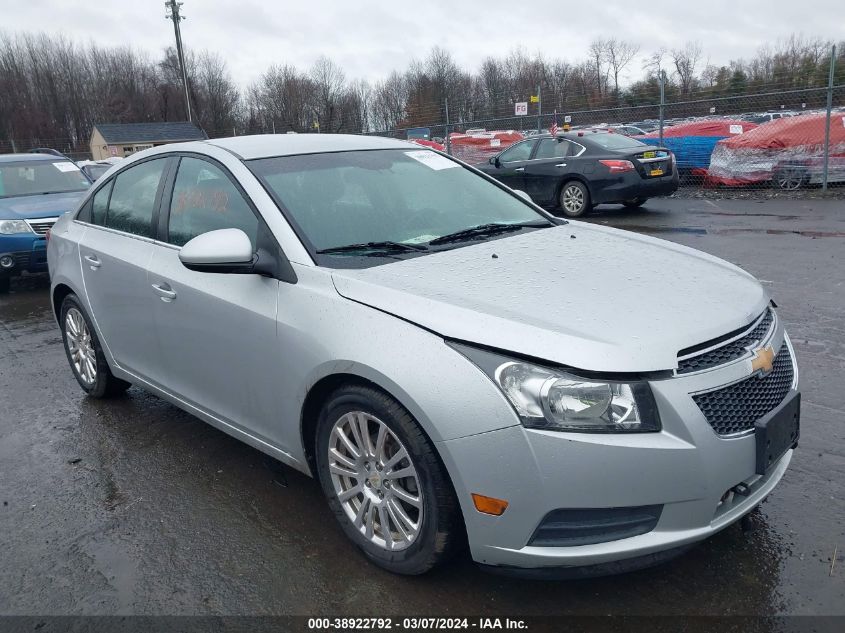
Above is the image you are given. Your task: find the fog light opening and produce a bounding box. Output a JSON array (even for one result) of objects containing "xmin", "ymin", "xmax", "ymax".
[
  {"xmin": 0, "ymin": 255, "xmax": 15, "ymax": 269},
  {"xmin": 471, "ymin": 493, "xmax": 509, "ymax": 516}
]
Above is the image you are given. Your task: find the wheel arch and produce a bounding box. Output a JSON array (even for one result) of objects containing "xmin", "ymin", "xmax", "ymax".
[
  {"xmin": 51, "ymin": 282, "xmax": 75, "ymax": 323},
  {"xmin": 555, "ymin": 174, "xmax": 593, "ymax": 203}
]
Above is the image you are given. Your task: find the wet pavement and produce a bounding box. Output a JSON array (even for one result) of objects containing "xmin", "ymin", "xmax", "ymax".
[{"xmin": 0, "ymin": 197, "xmax": 843, "ymax": 617}]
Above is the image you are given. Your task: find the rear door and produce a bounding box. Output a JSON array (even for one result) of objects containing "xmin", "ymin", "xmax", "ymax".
[
  {"xmin": 146, "ymin": 155, "xmax": 285, "ymax": 448},
  {"xmin": 488, "ymin": 139, "xmax": 537, "ymax": 189},
  {"xmin": 78, "ymin": 156, "xmax": 171, "ymax": 379},
  {"xmin": 521, "ymin": 139, "xmax": 587, "ymax": 204}
]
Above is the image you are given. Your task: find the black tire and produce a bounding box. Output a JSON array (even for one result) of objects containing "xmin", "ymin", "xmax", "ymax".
[
  {"xmin": 623, "ymin": 198, "xmax": 648, "ymax": 208},
  {"xmin": 559, "ymin": 180, "xmax": 591, "ymax": 217},
  {"xmin": 59, "ymin": 293, "xmax": 131, "ymax": 398},
  {"xmin": 315, "ymin": 384, "xmax": 462, "ymax": 575},
  {"xmin": 0, "ymin": 277, "xmax": 9, "ymax": 294}
]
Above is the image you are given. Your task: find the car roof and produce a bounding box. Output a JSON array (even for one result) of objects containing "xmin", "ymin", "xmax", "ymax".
[
  {"xmin": 0, "ymin": 153, "xmax": 72, "ymax": 163},
  {"xmin": 204, "ymin": 134, "xmax": 414, "ymax": 160}
]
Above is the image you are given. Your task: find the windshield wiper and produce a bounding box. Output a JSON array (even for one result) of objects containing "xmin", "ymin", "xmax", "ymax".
[
  {"xmin": 428, "ymin": 220, "xmax": 551, "ymax": 246},
  {"xmin": 316, "ymin": 241, "xmax": 429, "ymax": 256}
]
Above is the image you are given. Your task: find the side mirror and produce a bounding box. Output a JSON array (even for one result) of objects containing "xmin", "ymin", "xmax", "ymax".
[
  {"xmin": 489, "ymin": 156, "xmax": 500, "ymax": 167},
  {"xmin": 513, "ymin": 190, "xmax": 533, "ymax": 203},
  {"xmin": 179, "ymin": 228, "xmax": 255, "ymax": 274}
]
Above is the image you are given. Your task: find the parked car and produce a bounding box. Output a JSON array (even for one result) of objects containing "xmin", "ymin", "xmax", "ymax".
[
  {"xmin": 476, "ymin": 131, "xmax": 679, "ymax": 217},
  {"xmin": 77, "ymin": 158, "xmax": 122, "ymax": 182},
  {"xmin": 0, "ymin": 152, "xmax": 92, "ymax": 292},
  {"xmin": 49, "ymin": 134, "xmax": 799, "ymax": 578}
]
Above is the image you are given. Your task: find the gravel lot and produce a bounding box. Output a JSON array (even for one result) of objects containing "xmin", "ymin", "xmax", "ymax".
[{"xmin": 0, "ymin": 197, "xmax": 843, "ymax": 619}]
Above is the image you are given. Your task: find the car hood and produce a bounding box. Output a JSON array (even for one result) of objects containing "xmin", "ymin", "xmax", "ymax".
[
  {"xmin": 0, "ymin": 191, "xmax": 87, "ymax": 220},
  {"xmin": 331, "ymin": 223, "xmax": 769, "ymax": 373}
]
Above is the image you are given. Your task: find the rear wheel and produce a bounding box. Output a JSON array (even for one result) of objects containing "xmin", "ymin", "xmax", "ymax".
[
  {"xmin": 559, "ymin": 181, "xmax": 591, "ymax": 217},
  {"xmin": 623, "ymin": 198, "xmax": 648, "ymax": 208},
  {"xmin": 774, "ymin": 167, "xmax": 806, "ymax": 191},
  {"xmin": 60, "ymin": 294, "xmax": 131, "ymax": 398},
  {"xmin": 315, "ymin": 384, "xmax": 461, "ymax": 575}
]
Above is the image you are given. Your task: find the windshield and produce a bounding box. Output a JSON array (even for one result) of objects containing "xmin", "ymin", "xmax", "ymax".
[
  {"xmin": 0, "ymin": 160, "xmax": 90, "ymax": 198},
  {"xmin": 249, "ymin": 149, "xmax": 551, "ymax": 266},
  {"xmin": 587, "ymin": 134, "xmax": 648, "ymax": 150}
]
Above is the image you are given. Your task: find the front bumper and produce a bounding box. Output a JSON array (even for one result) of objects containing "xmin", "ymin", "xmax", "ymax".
[
  {"xmin": 436, "ymin": 327, "xmax": 795, "ymax": 573},
  {"xmin": 0, "ymin": 234, "xmax": 48, "ymax": 277}
]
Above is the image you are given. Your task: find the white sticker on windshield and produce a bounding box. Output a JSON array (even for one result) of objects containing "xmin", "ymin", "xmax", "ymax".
[
  {"xmin": 53, "ymin": 162, "xmax": 80, "ymax": 172},
  {"xmin": 404, "ymin": 150, "xmax": 458, "ymax": 170},
  {"xmin": 729, "ymin": 124, "xmax": 744, "ymax": 134}
]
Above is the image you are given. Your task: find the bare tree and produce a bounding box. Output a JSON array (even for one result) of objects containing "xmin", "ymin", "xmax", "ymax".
[
  {"xmin": 671, "ymin": 41, "xmax": 702, "ymax": 95},
  {"xmin": 605, "ymin": 39, "xmax": 640, "ymax": 98}
]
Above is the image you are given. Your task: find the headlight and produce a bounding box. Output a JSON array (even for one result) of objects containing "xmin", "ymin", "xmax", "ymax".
[
  {"xmin": 449, "ymin": 343, "xmax": 660, "ymax": 433},
  {"xmin": 0, "ymin": 220, "xmax": 34, "ymax": 235}
]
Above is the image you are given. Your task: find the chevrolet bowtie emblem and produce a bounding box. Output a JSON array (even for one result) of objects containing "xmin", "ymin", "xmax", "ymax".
[{"xmin": 751, "ymin": 345, "xmax": 775, "ymax": 376}]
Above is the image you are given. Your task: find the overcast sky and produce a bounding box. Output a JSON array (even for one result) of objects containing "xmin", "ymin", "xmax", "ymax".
[{"xmin": 5, "ymin": 1, "xmax": 841, "ymax": 86}]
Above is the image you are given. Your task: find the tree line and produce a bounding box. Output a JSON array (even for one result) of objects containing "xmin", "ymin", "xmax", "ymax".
[{"xmin": 1, "ymin": 31, "xmax": 843, "ymax": 156}]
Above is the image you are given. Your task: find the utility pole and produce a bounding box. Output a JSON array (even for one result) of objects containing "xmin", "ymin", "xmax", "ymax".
[
  {"xmin": 536, "ymin": 83, "xmax": 542, "ymax": 133},
  {"xmin": 444, "ymin": 98, "xmax": 451, "ymax": 155},
  {"xmin": 658, "ymin": 70, "xmax": 666, "ymax": 145},
  {"xmin": 165, "ymin": 0, "xmax": 192, "ymax": 122}
]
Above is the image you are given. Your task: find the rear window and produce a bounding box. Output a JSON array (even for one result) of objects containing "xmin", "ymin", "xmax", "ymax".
[{"xmin": 587, "ymin": 134, "xmax": 648, "ymax": 150}]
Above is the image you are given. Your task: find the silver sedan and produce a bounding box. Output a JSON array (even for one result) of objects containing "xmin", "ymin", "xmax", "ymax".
[{"xmin": 48, "ymin": 134, "xmax": 799, "ymax": 577}]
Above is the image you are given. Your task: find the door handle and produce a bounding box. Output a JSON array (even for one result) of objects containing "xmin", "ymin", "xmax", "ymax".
[
  {"xmin": 555, "ymin": 163, "xmax": 568, "ymax": 168},
  {"xmin": 514, "ymin": 167, "xmax": 525, "ymax": 172},
  {"xmin": 151, "ymin": 283, "xmax": 177, "ymax": 302},
  {"xmin": 84, "ymin": 254, "xmax": 101, "ymax": 269}
]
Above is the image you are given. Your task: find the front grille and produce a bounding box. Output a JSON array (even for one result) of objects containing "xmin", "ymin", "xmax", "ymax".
[
  {"xmin": 693, "ymin": 342, "xmax": 794, "ymax": 436},
  {"xmin": 678, "ymin": 309, "xmax": 774, "ymax": 374},
  {"xmin": 24, "ymin": 217, "xmax": 58, "ymax": 235}
]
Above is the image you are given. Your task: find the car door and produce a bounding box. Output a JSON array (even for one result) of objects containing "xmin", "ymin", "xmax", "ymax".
[
  {"xmin": 521, "ymin": 138, "xmax": 577, "ymax": 205},
  {"xmin": 146, "ymin": 155, "xmax": 286, "ymax": 448},
  {"xmin": 488, "ymin": 139, "xmax": 537, "ymax": 189},
  {"xmin": 77, "ymin": 156, "xmax": 170, "ymax": 380}
]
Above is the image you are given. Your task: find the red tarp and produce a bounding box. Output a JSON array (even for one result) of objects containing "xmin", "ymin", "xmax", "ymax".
[
  {"xmin": 640, "ymin": 119, "xmax": 758, "ymax": 139},
  {"xmin": 408, "ymin": 138, "xmax": 445, "ymax": 151},
  {"xmin": 448, "ymin": 130, "xmax": 524, "ymax": 164},
  {"xmin": 706, "ymin": 113, "xmax": 845, "ymax": 186}
]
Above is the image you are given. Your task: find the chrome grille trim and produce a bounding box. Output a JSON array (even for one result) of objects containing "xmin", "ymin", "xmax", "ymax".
[
  {"xmin": 24, "ymin": 217, "xmax": 59, "ymax": 235},
  {"xmin": 676, "ymin": 308, "xmax": 776, "ymax": 375}
]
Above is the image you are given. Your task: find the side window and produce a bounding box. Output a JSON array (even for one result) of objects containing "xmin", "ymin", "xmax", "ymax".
[
  {"xmin": 566, "ymin": 141, "xmax": 585, "ymax": 157},
  {"xmin": 535, "ymin": 138, "xmax": 570, "ymax": 160},
  {"xmin": 498, "ymin": 139, "xmax": 537, "ymax": 163},
  {"xmin": 105, "ymin": 158, "xmax": 167, "ymax": 237},
  {"xmin": 90, "ymin": 180, "xmax": 113, "ymax": 226},
  {"xmin": 167, "ymin": 157, "xmax": 259, "ymax": 248}
]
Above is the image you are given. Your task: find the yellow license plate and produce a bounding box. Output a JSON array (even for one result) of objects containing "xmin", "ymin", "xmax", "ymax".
[
  {"xmin": 643, "ymin": 151, "xmax": 656, "ymax": 159},
  {"xmin": 650, "ymin": 168, "xmax": 664, "ymax": 176}
]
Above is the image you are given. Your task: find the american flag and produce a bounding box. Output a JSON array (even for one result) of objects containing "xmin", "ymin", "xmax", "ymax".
[{"xmin": 549, "ymin": 111, "xmax": 559, "ymax": 136}]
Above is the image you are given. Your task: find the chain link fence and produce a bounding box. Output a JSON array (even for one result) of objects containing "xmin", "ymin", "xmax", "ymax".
[{"xmin": 3, "ymin": 77, "xmax": 842, "ymax": 195}]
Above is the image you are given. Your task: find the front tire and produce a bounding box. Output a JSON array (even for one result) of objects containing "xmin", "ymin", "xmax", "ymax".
[
  {"xmin": 60, "ymin": 294, "xmax": 130, "ymax": 398},
  {"xmin": 774, "ymin": 167, "xmax": 806, "ymax": 191},
  {"xmin": 315, "ymin": 384, "xmax": 461, "ymax": 575},
  {"xmin": 559, "ymin": 181, "xmax": 591, "ymax": 217}
]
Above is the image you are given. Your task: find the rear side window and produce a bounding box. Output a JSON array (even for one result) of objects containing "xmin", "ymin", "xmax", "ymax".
[
  {"xmin": 167, "ymin": 157, "xmax": 259, "ymax": 248},
  {"xmin": 535, "ymin": 138, "xmax": 570, "ymax": 159},
  {"xmin": 91, "ymin": 181, "xmax": 113, "ymax": 225},
  {"xmin": 105, "ymin": 158, "xmax": 167, "ymax": 237}
]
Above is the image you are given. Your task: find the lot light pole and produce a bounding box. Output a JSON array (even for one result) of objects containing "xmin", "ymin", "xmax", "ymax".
[
  {"xmin": 165, "ymin": 0, "xmax": 192, "ymax": 123},
  {"xmin": 822, "ymin": 44, "xmax": 836, "ymax": 191}
]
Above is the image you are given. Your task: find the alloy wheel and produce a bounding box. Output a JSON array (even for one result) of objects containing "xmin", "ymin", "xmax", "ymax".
[
  {"xmin": 65, "ymin": 307, "xmax": 97, "ymax": 385},
  {"xmin": 562, "ymin": 184, "xmax": 585, "ymax": 214},
  {"xmin": 776, "ymin": 169, "xmax": 804, "ymax": 191},
  {"xmin": 328, "ymin": 411, "xmax": 423, "ymax": 552}
]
